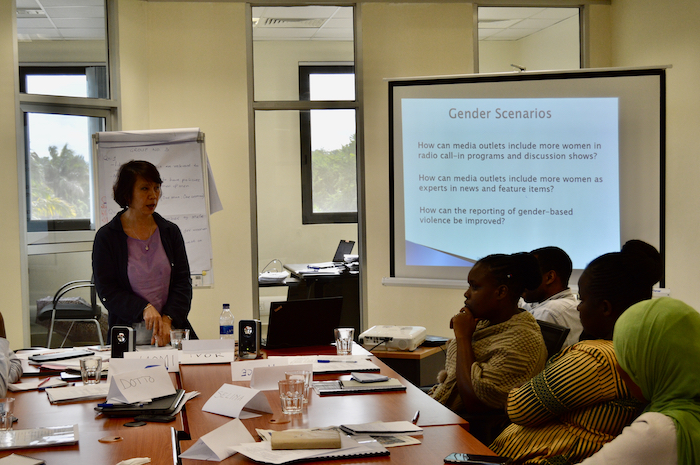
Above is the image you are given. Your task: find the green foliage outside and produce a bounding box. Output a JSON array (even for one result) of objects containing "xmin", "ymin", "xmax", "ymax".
[
  {"xmin": 29, "ymin": 144, "xmax": 90, "ymax": 220},
  {"xmin": 312, "ymin": 134, "xmax": 358, "ymax": 213}
]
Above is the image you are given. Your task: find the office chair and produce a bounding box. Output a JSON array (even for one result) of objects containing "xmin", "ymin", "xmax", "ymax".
[
  {"xmin": 35, "ymin": 279, "xmax": 105, "ymax": 348},
  {"xmin": 536, "ymin": 319, "xmax": 571, "ymax": 360}
]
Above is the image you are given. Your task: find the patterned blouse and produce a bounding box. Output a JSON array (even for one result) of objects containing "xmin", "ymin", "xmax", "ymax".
[
  {"xmin": 429, "ymin": 311, "xmax": 547, "ymax": 411},
  {"xmin": 490, "ymin": 340, "xmax": 644, "ymax": 465}
]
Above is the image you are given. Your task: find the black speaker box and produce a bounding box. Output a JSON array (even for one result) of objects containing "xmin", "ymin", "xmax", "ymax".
[
  {"xmin": 111, "ymin": 325, "xmax": 135, "ymax": 358},
  {"xmin": 239, "ymin": 319, "xmax": 261, "ymax": 359}
]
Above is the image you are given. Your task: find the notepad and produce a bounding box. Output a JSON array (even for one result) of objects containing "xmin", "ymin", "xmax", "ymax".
[
  {"xmin": 313, "ymin": 378, "xmax": 406, "ymax": 396},
  {"xmin": 0, "ymin": 425, "xmax": 79, "ymax": 450},
  {"xmin": 46, "ymin": 383, "xmax": 109, "ymax": 404}
]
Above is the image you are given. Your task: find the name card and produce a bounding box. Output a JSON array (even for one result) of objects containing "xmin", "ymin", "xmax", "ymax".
[
  {"xmin": 182, "ymin": 339, "xmax": 236, "ymax": 353},
  {"xmin": 250, "ymin": 364, "xmax": 312, "ymax": 391},
  {"xmin": 232, "ymin": 358, "xmax": 289, "ymax": 382},
  {"xmin": 125, "ymin": 349, "xmax": 179, "ymax": 372},
  {"xmin": 179, "ymin": 419, "xmax": 255, "ymax": 461},
  {"xmin": 202, "ymin": 384, "xmax": 272, "ymax": 419},
  {"xmin": 107, "ymin": 359, "xmax": 175, "ymax": 404},
  {"xmin": 180, "ymin": 351, "xmax": 235, "ymax": 365}
]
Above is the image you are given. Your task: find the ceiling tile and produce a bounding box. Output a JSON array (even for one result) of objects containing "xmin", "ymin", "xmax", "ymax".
[
  {"xmin": 43, "ymin": 6, "xmax": 104, "ymax": 19},
  {"xmin": 53, "ymin": 17, "xmax": 105, "ymax": 29},
  {"xmin": 17, "ymin": 18, "xmax": 53, "ymax": 28},
  {"xmin": 478, "ymin": 7, "xmax": 544, "ymax": 21},
  {"xmin": 532, "ymin": 8, "xmax": 579, "ymax": 20},
  {"xmin": 511, "ymin": 18, "xmax": 559, "ymax": 29}
]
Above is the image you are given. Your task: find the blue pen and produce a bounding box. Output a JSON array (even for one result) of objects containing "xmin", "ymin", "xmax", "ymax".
[
  {"xmin": 97, "ymin": 403, "xmax": 113, "ymax": 408},
  {"xmin": 317, "ymin": 360, "xmax": 357, "ymax": 363}
]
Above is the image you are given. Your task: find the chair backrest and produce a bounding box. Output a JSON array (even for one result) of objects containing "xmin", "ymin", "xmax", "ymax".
[
  {"xmin": 54, "ymin": 279, "xmax": 101, "ymax": 319},
  {"xmin": 536, "ymin": 319, "xmax": 570, "ymax": 359}
]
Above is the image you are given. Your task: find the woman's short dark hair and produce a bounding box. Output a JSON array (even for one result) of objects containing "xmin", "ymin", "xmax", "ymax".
[
  {"xmin": 476, "ymin": 252, "xmax": 542, "ymax": 302},
  {"xmin": 583, "ymin": 239, "xmax": 662, "ymax": 313},
  {"xmin": 113, "ymin": 160, "xmax": 163, "ymax": 208}
]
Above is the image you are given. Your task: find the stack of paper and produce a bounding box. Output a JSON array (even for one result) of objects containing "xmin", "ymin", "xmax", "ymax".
[
  {"xmin": 46, "ymin": 384, "xmax": 109, "ymax": 404},
  {"xmin": 258, "ymin": 271, "xmax": 290, "ymax": 284},
  {"xmin": 232, "ymin": 434, "xmax": 388, "ymax": 464},
  {"xmin": 313, "ymin": 378, "xmax": 406, "ymax": 395},
  {"xmin": 0, "ymin": 425, "xmax": 79, "ymax": 450}
]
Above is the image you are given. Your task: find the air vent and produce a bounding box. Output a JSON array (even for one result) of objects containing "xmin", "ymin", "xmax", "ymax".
[
  {"xmin": 17, "ymin": 8, "xmax": 47, "ymax": 18},
  {"xmin": 258, "ymin": 18, "xmax": 327, "ymax": 28}
]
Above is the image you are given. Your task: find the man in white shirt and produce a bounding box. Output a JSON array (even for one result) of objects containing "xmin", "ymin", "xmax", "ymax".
[
  {"xmin": 0, "ymin": 312, "xmax": 23, "ymax": 397},
  {"xmin": 521, "ymin": 246, "xmax": 582, "ymax": 348}
]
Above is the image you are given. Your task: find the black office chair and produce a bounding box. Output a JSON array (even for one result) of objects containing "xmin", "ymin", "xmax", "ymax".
[
  {"xmin": 35, "ymin": 279, "xmax": 105, "ymax": 348},
  {"xmin": 536, "ymin": 319, "xmax": 571, "ymax": 360}
]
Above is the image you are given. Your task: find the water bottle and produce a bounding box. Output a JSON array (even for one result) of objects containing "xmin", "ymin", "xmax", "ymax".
[{"xmin": 219, "ymin": 303, "xmax": 234, "ymax": 339}]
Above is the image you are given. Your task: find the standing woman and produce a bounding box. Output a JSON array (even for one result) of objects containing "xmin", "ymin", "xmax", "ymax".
[
  {"xmin": 93, "ymin": 160, "xmax": 196, "ymax": 346},
  {"xmin": 429, "ymin": 253, "xmax": 548, "ymax": 440}
]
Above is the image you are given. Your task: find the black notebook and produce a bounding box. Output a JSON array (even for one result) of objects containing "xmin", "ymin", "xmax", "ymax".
[{"xmin": 95, "ymin": 389, "xmax": 185, "ymax": 417}]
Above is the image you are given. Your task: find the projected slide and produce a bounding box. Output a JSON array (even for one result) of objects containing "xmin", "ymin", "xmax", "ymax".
[{"xmin": 401, "ymin": 97, "xmax": 620, "ymax": 270}]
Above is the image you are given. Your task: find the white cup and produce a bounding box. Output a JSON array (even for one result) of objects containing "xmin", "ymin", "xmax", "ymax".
[
  {"xmin": 334, "ymin": 327, "xmax": 354, "ymax": 355},
  {"xmin": 80, "ymin": 357, "xmax": 102, "ymax": 385}
]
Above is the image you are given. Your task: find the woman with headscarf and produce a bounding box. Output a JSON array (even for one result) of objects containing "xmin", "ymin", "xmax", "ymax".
[{"xmin": 579, "ymin": 297, "xmax": 700, "ymax": 465}]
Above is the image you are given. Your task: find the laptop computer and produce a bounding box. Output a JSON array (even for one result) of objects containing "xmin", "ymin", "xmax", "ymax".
[
  {"xmin": 263, "ymin": 297, "xmax": 344, "ymax": 349},
  {"xmin": 303, "ymin": 240, "xmax": 356, "ymax": 271},
  {"xmin": 332, "ymin": 240, "xmax": 355, "ymax": 263}
]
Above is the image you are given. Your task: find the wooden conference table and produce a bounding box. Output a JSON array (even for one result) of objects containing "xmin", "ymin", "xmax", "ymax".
[{"xmin": 2, "ymin": 344, "xmax": 494, "ymax": 465}]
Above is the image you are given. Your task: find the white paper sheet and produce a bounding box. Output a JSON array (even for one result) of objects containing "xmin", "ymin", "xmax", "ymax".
[{"xmin": 179, "ymin": 419, "xmax": 255, "ymax": 461}]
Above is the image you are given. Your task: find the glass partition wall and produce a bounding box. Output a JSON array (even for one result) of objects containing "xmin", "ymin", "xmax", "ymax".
[{"xmin": 251, "ymin": 6, "xmax": 360, "ymax": 337}]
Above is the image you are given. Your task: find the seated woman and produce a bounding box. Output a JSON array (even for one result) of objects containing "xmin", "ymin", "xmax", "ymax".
[
  {"xmin": 579, "ymin": 297, "xmax": 700, "ymax": 465},
  {"xmin": 92, "ymin": 160, "xmax": 197, "ymax": 346},
  {"xmin": 489, "ymin": 240, "xmax": 662, "ymax": 464},
  {"xmin": 429, "ymin": 253, "xmax": 548, "ymax": 440}
]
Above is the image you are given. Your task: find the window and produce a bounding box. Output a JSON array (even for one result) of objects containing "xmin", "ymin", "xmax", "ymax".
[
  {"xmin": 23, "ymin": 107, "xmax": 107, "ymax": 232},
  {"xmin": 17, "ymin": 0, "xmax": 113, "ymax": 234},
  {"xmin": 20, "ymin": 66, "xmax": 108, "ymax": 99},
  {"xmin": 299, "ymin": 65, "xmax": 357, "ymax": 224}
]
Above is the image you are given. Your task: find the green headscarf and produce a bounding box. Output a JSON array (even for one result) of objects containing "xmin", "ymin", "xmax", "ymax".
[{"xmin": 613, "ymin": 297, "xmax": 700, "ymax": 465}]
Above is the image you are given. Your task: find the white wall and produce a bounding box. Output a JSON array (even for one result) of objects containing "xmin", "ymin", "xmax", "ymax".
[
  {"xmin": 610, "ymin": 0, "xmax": 700, "ymax": 308},
  {"xmin": 119, "ymin": 1, "xmax": 254, "ymax": 337},
  {"xmin": 363, "ymin": 2, "xmax": 475, "ymax": 337},
  {"xmin": 479, "ymin": 15, "xmax": 580, "ymax": 73},
  {"xmin": 0, "ymin": 1, "xmax": 24, "ymax": 348}
]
